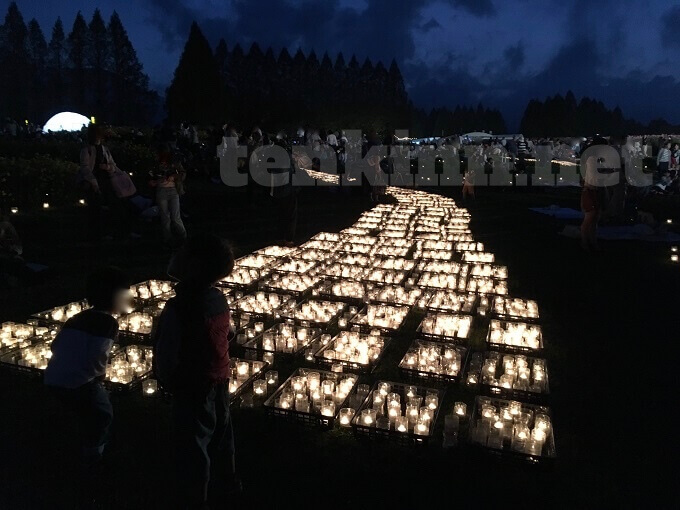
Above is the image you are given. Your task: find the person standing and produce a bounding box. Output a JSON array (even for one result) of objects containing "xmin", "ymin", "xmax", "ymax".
[
  {"xmin": 151, "ymin": 145, "xmax": 187, "ymax": 248},
  {"xmin": 44, "ymin": 267, "xmax": 131, "ymax": 467},
  {"xmin": 153, "ymin": 234, "xmax": 239, "ymax": 508},
  {"xmin": 657, "ymin": 140, "xmax": 672, "ymax": 176}
]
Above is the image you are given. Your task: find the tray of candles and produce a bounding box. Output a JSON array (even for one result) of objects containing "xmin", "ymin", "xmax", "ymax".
[
  {"xmin": 469, "ymin": 264, "xmax": 508, "ymax": 280},
  {"xmin": 464, "ymin": 276, "xmax": 508, "ymax": 296},
  {"xmin": 347, "ymin": 304, "xmax": 410, "ymax": 334},
  {"xmin": 454, "ymin": 242, "xmax": 485, "ymax": 253},
  {"xmin": 129, "ymin": 280, "xmax": 175, "ymax": 308},
  {"xmin": 351, "ymin": 381, "xmax": 444, "ymax": 446},
  {"xmin": 104, "ymin": 345, "xmax": 153, "ymax": 393},
  {"xmin": 366, "ymin": 285, "xmax": 426, "ymax": 307},
  {"xmin": 466, "ymin": 352, "xmax": 549, "ymax": 404},
  {"xmin": 253, "ymin": 245, "xmax": 299, "ymax": 258},
  {"xmin": 372, "ymin": 244, "xmax": 411, "ymax": 257},
  {"xmin": 468, "ymin": 396, "xmax": 556, "ymax": 465},
  {"xmin": 462, "ymin": 252, "xmax": 495, "ymax": 264},
  {"xmin": 269, "ymin": 258, "xmax": 318, "ymax": 275},
  {"xmin": 314, "ymin": 330, "xmax": 390, "ymax": 374},
  {"xmin": 316, "ymin": 261, "xmax": 368, "ymax": 281},
  {"xmin": 312, "ymin": 279, "xmax": 367, "ymax": 305},
  {"xmin": 478, "ymin": 297, "xmax": 539, "ymax": 322},
  {"xmin": 258, "ymin": 273, "xmax": 321, "ymax": 299},
  {"xmin": 230, "ymin": 291, "xmax": 295, "ymax": 323},
  {"xmin": 117, "ymin": 311, "xmax": 157, "ymax": 343},
  {"xmin": 415, "ymin": 260, "xmax": 465, "ymax": 275},
  {"xmin": 417, "ymin": 313, "xmax": 473, "ymax": 343},
  {"xmin": 419, "ymin": 249, "xmax": 454, "ymax": 261},
  {"xmin": 242, "ymin": 322, "xmax": 322, "ymax": 361},
  {"xmin": 363, "ymin": 268, "xmax": 410, "ymax": 286},
  {"xmin": 264, "ymin": 368, "xmax": 359, "ymax": 429},
  {"xmin": 277, "ymin": 299, "xmax": 348, "ymax": 329},
  {"xmin": 398, "ymin": 339, "xmax": 467, "ymax": 385},
  {"xmin": 416, "ymin": 272, "xmax": 461, "ymax": 291},
  {"xmin": 0, "ymin": 339, "xmax": 56, "ymax": 375},
  {"xmin": 234, "ymin": 253, "xmax": 278, "ymax": 270},
  {"xmin": 228, "ymin": 358, "xmax": 268, "ymax": 400},
  {"xmin": 420, "ymin": 291, "xmax": 477, "ymax": 315},
  {"xmin": 31, "ymin": 300, "xmax": 90, "ymax": 327},
  {"xmin": 0, "ymin": 322, "xmax": 58, "ymax": 357},
  {"xmin": 486, "ymin": 320, "xmax": 543, "ymax": 354},
  {"xmin": 218, "ymin": 266, "xmax": 268, "ymax": 291}
]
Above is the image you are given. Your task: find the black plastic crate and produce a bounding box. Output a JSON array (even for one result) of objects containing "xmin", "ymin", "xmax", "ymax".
[
  {"xmin": 365, "ymin": 284, "xmax": 426, "ymax": 308},
  {"xmin": 417, "ymin": 313, "xmax": 474, "ymax": 344},
  {"xmin": 312, "ymin": 279, "xmax": 368, "ymax": 306},
  {"xmin": 478, "ymin": 296, "xmax": 539, "ymax": 322},
  {"xmin": 242, "ymin": 322, "xmax": 322, "ymax": 362},
  {"xmin": 347, "ymin": 304, "xmax": 410, "ymax": 334},
  {"xmin": 420, "ymin": 291, "xmax": 478, "ymax": 315},
  {"xmin": 30, "ymin": 300, "xmax": 90, "ymax": 327},
  {"xmin": 277, "ymin": 299, "xmax": 348, "ymax": 329},
  {"xmin": 228, "ymin": 358, "xmax": 269, "ymax": 400},
  {"xmin": 314, "ymin": 331, "xmax": 391, "ymax": 374},
  {"xmin": 258, "ymin": 274, "xmax": 321, "ymax": 299},
  {"xmin": 398, "ymin": 340, "xmax": 468, "ymax": 385},
  {"xmin": 351, "ymin": 381, "xmax": 444, "ymax": 446},
  {"xmin": 486, "ymin": 320, "xmax": 544, "ymax": 355},
  {"xmin": 465, "ymin": 352, "xmax": 549, "ymax": 404},
  {"xmin": 263, "ymin": 368, "xmax": 359, "ymax": 429},
  {"xmin": 230, "ymin": 291, "xmax": 297, "ymax": 324},
  {"xmin": 217, "ymin": 266, "xmax": 269, "ymax": 292},
  {"xmin": 468, "ymin": 395, "xmax": 556, "ymax": 465}
]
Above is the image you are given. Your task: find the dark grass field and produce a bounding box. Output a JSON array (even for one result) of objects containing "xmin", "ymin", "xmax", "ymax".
[{"xmin": 1, "ymin": 182, "xmax": 678, "ymax": 509}]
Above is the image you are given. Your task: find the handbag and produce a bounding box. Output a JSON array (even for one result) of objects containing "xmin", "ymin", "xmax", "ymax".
[{"xmin": 109, "ymin": 168, "xmax": 137, "ymax": 198}]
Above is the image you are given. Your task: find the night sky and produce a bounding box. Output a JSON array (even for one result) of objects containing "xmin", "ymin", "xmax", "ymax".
[{"xmin": 6, "ymin": 0, "xmax": 680, "ymax": 129}]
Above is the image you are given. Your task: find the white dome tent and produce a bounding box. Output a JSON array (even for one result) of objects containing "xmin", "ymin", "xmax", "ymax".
[{"xmin": 43, "ymin": 112, "xmax": 90, "ymax": 133}]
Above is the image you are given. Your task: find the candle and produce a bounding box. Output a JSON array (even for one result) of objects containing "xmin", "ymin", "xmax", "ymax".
[
  {"xmin": 339, "ymin": 408, "xmax": 355, "ymax": 426},
  {"xmin": 454, "ymin": 402, "xmax": 467, "ymax": 417},
  {"xmin": 253, "ymin": 380, "xmax": 267, "ymax": 396},
  {"xmin": 142, "ymin": 379, "xmax": 158, "ymax": 396}
]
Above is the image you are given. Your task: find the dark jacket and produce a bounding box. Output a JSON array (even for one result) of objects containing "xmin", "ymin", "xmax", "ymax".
[{"xmin": 153, "ymin": 284, "xmax": 232, "ymax": 391}]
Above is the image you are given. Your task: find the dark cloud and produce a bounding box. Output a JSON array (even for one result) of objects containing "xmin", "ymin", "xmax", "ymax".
[
  {"xmin": 661, "ymin": 6, "xmax": 680, "ymax": 48},
  {"xmin": 421, "ymin": 18, "xmax": 441, "ymax": 32},
  {"xmin": 503, "ymin": 43, "xmax": 525, "ymax": 70},
  {"xmin": 452, "ymin": 0, "xmax": 496, "ymax": 17}
]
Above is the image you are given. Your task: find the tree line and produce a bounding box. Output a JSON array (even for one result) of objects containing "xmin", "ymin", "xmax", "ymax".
[
  {"xmin": 0, "ymin": 2, "xmax": 158, "ymax": 126},
  {"xmin": 520, "ymin": 91, "xmax": 680, "ymax": 137},
  {"xmin": 166, "ymin": 22, "xmax": 506, "ymax": 136}
]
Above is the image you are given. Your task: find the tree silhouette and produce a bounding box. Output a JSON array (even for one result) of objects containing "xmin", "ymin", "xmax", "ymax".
[{"xmin": 166, "ymin": 22, "xmax": 220, "ymax": 124}]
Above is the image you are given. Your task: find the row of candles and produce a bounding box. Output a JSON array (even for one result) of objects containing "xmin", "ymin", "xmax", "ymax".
[
  {"xmin": 280, "ymin": 300, "xmax": 346, "ymax": 325},
  {"xmin": 106, "ymin": 345, "xmax": 152, "ymax": 385},
  {"xmin": 470, "ymin": 398, "xmax": 553, "ymax": 456},
  {"xmin": 252, "ymin": 323, "xmax": 321, "ymax": 354},
  {"xmin": 319, "ymin": 330, "xmax": 386, "ymax": 367},
  {"xmin": 420, "ymin": 313, "xmax": 473, "ymax": 340},
  {"xmin": 0, "ymin": 322, "xmax": 55, "ymax": 352},
  {"xmin": 466, "ymin": 352, "xmax": 548, "ymax": 394},
  {"xmin": 478, "ymin": 297, "xmax": 539, "ymax": 320},
  {"xmin": 399, "ymin": 341, "xmax": 465, "ymax": 378},
  {"xmin": 354, "ymin": 382, "xmax": 441, "ymax": 436},
  {"xmin": 488, "ymin": 320, "xmax": 543, "ymax": 351},
  {"xmin": 271, "ymin": 369, "xmax": 358, "ymax": 417}
]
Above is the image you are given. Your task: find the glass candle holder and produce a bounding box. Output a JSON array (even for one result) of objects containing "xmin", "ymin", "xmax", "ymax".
[
  {"xmin": 414, "ymin": 418, "xmax": 429, "ymax": 436},
  {"xmin": 453, "ymin": 402, "xmax": 467, "ymax": 417},
  {"xmin": 142, "ymin": 379, "xmax": 158, "ymax": 396},
  {"xmin": 360, "ymin": 408, "xmax": 377, "ymax": 426},
  {"xmin": 339, "ymin": 408, "xmax": 355, "ymax": 426},
  {"xmin": 321, "ymin": 401, "xmax": 336, "ymax": 417},
  {"xmin": 253, "ymin": 380, "xmax": 267, "ymax": 397},
  {"xmin": 395, "ymin": 416, "xmax": 409, "ymax": 433},
  {"xmin": 265, "ymin": 370, "xmax": 279, "ymax": 386}
]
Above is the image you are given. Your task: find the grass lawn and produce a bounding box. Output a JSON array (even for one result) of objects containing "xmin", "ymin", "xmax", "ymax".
[{"xmin": 1, "ymin": 181, "xmax": 677, "ymax": 509}]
